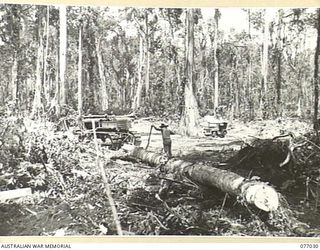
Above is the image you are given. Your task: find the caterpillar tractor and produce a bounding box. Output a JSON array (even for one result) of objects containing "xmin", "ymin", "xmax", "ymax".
[{"xmin": 78, "ymin": 114, "xmax": 141, "ymax": 150}]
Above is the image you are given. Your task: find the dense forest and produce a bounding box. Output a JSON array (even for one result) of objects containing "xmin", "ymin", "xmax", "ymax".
[
  {"xmin": 0, "ymin": 6, "xmax": 319, "ymax": 125},
  {"xmin": 0, "ymin": 5, "xmax": 320, "ymax": 237}
]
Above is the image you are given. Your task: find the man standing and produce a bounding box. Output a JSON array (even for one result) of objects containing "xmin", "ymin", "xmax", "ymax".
[{"xmin": 152, "ymin": 123, "xmax": 173, "ymax": 158}]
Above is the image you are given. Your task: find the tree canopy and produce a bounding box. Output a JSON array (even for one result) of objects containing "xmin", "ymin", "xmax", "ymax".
[{"xmin": 0, "ymin": 6, "xmax": 318, "ymax": 124}]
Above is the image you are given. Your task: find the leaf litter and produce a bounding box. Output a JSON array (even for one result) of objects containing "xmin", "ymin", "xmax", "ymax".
[{"xmin": 0, "ymin": 115, "xmax": 319, "ymax": 236}]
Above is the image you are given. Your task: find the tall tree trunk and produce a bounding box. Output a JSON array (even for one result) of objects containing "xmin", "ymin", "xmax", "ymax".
[
  {"xmin": 55, "ymin": 40, "xmax": 61, "ymax": 117},
  {"xmin": 314, "ymin": 8, "xmax": 320, "ymax": 132},
  {"xmin": 59, "ymin": 5, "xmax": 67, "ymax": 106},
  {"xmin": 10, "ymin": 6, "xmax": 21, "ymax": 107},
  {"xmin": 180, "ymin": 9, "xmax": 200, "ymax": 136},
  {"xmin": 235, "ymin": 72, "xmax": 240, "ymax": 118},
  {"xmin": 298, "ymin": 30, "xmax": 307, "ymax": 118},
  {"xmin": 262, "ymin": 9, "xmax": 269, "ymax": 93},
  {"xmin": 297, "ymin": 70, "xmax": 306, "ymax": 118},
  {"xmin": 144, "ymin": 12, "xmax": 150, "ymax": 96},
  {"xmin": 32, "ymin": 7, "xmax": 44, "ymax": 118},
  {"xmin": 261, "ymin": 9, "xmax": 270, "ymax": 119},
  {"xmin": 132, "ymin": 35, "xmax": 144, "ymax": 111},
  {"xmin": 213, "ymin": 9, "xmax": 220, "ymax": 112},
  {"xmin": 86, "ymin": 23, "xmax": 98, "ymax": 111},
  {"xmin": 199, "ymin": 34, "xmax": 207, "ymax": 111},
  {"xmin": 132, "ymin": 10, "xmax": 152, "ymax": 112},
  {"xmin": 167, "ymin": 20, "xmax": 182, "ymax": 114},
  {"xmin": 276, "ymin": 9, "xmax": 283, "ymax": 118},
  {"xmin": 129, "ymin": 77, "xmax": 135, "ymax": 109},
  {"xmin": 32, "ymin": 35, "xmax": 43, "ymax": 117},
  {"xmin": 229, "ymin": 68, "xmax": 234, "ymax": 120},
  {"xmin": 78, "ymin": 21, "xmax": 83, "ymax": 116},
  {"xmin": 124, "ymin": 69, "xmax": 130, "ymax": 109},
  {"xmin": 11, "ymin": 53, "xmax": 18, "ymax": 104},
  {"xmin": 247, "ymin": 9, "xmax": 254, "ymax": 120},
  {"xmin": 43, "ymin": 6, "xmax": 50, "ymax": 107},
  {"xmin": 96, "ymin": 37, "xmax": 108, "ymax": 111}
]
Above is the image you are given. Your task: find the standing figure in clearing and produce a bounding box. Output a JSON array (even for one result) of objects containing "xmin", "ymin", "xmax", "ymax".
[{"xmin": 152, "ymin": 123, "xmax": 173, "ymax": 158}]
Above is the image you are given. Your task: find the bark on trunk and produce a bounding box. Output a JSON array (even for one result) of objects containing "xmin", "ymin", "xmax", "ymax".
[
  {"xmin": 59, "ymin": 5, "xmax": 67, "ymax": 105},
  {"xmin": 43, "ymin": 6, "xmax": 50, "ymax": 106},
  {"xmin": 32, "ymin": 32, "xmax": 43, "ymax": 117},
  {"xmin": 261, "ymin": 9, "xmax": 270, "ymax": 119},
  {"xmin": 132, "ymin": 36, "xmax": 144, "ymax": 110},
  {"xmin": 11, "ymin": 53, "xmax": 18, "ymax": 103},
  {"xmin": 122, "ymin": 145, "xmax": 279, "ymax": 212},
  {"xmin": 229, "ymin": 68, "xmax": 234, "ymax": 120},
  {"xmin": 10, "ymin": 6, "xmax": 20, "ymax": 106},
  {"xmin": 314, "ymin": 8, "xmax": 320, "ymax": 132},
  {"xmin": 180, "ymin": 9, "xmax": 200, "ymax": 136},
  {"xmin": 199, "ymin": 34, "xmax": 207, "ymax": 110},
  {"xmin": 276, "ymin": 9, "xmax": 283, "ymax": 118},
  {"xmin": 213, "ymin": 9, "xmax": 220, "ymax": 111},
  {"xmin": 55, "ymin": 43, "xmax": 61, "ymax": 117},
  {"xmin": 144, "ymin": 12, "xmax": 150, "ymax": 95},
  {"xmin": 78, "ymin": 21, "xmax": 83, "ymax": 116},
  {"xmin": 235, "ymin": 74, "xmax": 240, "ymax": 118},
  {"xmin": 96, "ymin": 37, "xmax": 108, "ymax": 111},
  {"xmin": 247, "ymin": 9, "xmax": 253, "ymax": 120},
  {"xmin": 32, "ymin": 7, "xmax": 44, "ymax": 117},
  {"xmin": 86, "ymin": 25, "xmax": 98, "ymax": 109},
  {"xmin": 262, "ymin": 9, "xmax": 269, "ymax": 93}
]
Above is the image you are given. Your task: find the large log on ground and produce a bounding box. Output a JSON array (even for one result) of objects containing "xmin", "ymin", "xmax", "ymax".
[{"xmin": 122, "ymin": 145, "xmax": 279, "ymax": 212}]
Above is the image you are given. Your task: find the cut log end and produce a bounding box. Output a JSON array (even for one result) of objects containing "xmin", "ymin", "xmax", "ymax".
[
  {"xmin": 241, "ymin": 182, "xmax": 279, "ymax": 212},
  {"xmin": 0, "ymin": 188, "xmax": 32, "ymax": 202}
]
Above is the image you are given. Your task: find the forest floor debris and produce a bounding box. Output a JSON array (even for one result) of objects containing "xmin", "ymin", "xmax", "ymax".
[{"xmin": 0, "ymin": 116, "xmax": 319, "ymax": 236}]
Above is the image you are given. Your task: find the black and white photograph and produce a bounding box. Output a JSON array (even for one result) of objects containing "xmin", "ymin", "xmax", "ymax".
[{"xmin": 0, "ymin": 4, "xmax": 319, "ymax": 237}]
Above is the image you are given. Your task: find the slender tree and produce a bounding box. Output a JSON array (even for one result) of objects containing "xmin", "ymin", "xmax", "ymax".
[
  {"xmin": 260, "ymin": 9, "xmax": 270, "ymax": 118},
  {"xmin": 247, "ymin": 9, "xmax": 254, "ymax": 120},
  {"xmin": 10, "ymin": 5, "xmax": 21, "ymax": 107},
  {"xmin": 131, "ymin": 9, "xmax": 154, "ymax": 111},
  {"xmin": 180, "ymin": 9, "xmax": 200, "ymax": 136},
  {"xmin": 144, "ymin": 11, "xmax": 150, "ymax": 95},
  {"xmin": 213, "ymin": 9, "xmax": 220, "ymax": 112},
  {"xmin": 96, "ymin": 36, "xmax": 108, "ymax": 111},
  {"xmin": 276, "ymin": 9, "xmax": 284, "ymax": 117},
  {"xmin": 132, "ymin": 35, "xmax": 144, "ymax": 111},
  {"xmin": 32, "ymin": 6, "xmax": 44, "ymax": 117},
  {"xmin": 59, "ymin": 5, "xmax": 67, "ymax": 106},
  {"xmin": 43, "ymin": 6, "xmax": 50, "ymax": 105},
  {"xmin": 77, "ymin": 18, "xmax": 83, "ymax": 116},
  {"xmin": 314, "ymin": 8, "xmax": 320, "ymax": 132}
]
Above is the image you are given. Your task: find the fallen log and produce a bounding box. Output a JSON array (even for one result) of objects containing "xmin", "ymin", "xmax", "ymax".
[
  {"xmin": 122, "ymin": 145, "xmax": 279, "ymax": 212},
  {"xmin": 0, "ymin": 188, "xmax": 32, "ymax": 202}
]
